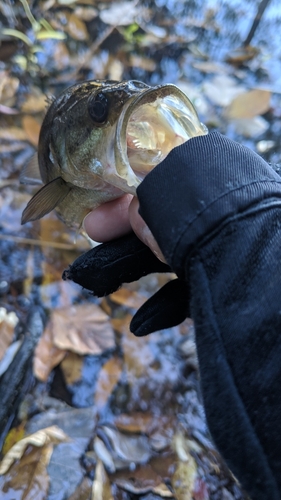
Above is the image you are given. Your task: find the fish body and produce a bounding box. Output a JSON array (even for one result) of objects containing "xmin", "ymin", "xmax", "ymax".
[{"xmin": 21, "ymin": 80, "xmax": 207, "ymax": 229}]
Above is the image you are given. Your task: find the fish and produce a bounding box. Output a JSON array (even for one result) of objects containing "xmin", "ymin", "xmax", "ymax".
[{"xmin": 21, "ymin": 79, "xmax": 207, "ymax": 229}]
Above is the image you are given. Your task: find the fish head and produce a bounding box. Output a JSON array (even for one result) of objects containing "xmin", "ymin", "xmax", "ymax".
[{"xmin": 21, "ymin": 79, "xmax": 207, "ymax": 228}]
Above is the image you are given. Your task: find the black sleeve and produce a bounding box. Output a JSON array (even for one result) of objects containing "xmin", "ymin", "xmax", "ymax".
[{"xmin": 136, "ymin": 132, "xmax": 281, "ymax": 500}]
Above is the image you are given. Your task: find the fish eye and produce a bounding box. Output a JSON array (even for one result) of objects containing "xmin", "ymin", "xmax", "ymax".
[{"xmin": 88, "ymin": 92, "xmax": 108, "ymax": 124}]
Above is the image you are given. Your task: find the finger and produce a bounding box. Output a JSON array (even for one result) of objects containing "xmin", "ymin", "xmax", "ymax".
[
  {"xmin": 83, "ymin": 194, "xmax": 133, "ymax": 242},
  {"xmin": 129, "ymin": 197, "xmax": 166, "ymax": 263}
]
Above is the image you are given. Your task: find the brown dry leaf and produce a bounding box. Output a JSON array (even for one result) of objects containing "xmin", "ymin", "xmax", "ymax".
[
  {"xmin": 112, "ymin": 463, "xmax": 174, "ymax": 497},
  {"xmin": 61, "ymin": 351, "xmax": 83, "ymax": 385},
  {"xmin": 226, "ymin": 89, "xmax": 271, "ymax": 119},
  {"xmin": 114, "ymin": 412, "xmax": 155, "ymax": 433},
  {"xmin": 21, "ymin": 89, "xmax": 47, "ymax": 113},
  {"xmin": 0, "ymin": 308, "xmax": 18, "ymax": 361},
  {"xmin": 0, "ymin": 127, "xmax": 28, "ymax": 142},
  {"xmin": 33, "ymin": 321, "xmax": 67, "ymax": 382},
  {"xmin": 22, "ymin": 115, "xmax": 41, "ymax": 147},
  {"xmin": 0, "ymin": 72, "xmax": 19, "ymax": 106},
  {"xmin": 64, "ymin": 12, "xmax": 89, "ymax": 40},
  {"xmin": 110, "ymin": 288, "xmax": 146, "ymax": 309},
  {"xmin": 0, "ymin": 425, "xmax": 69, "ymax": 474},
  {"xmin": 0, "ymin": 444, "xmax": 52, "ymax": 500},
  {"xmin": 94, "ymin": 355, "xmax": 123, "ymax": 409},
  {"xmin": 67, "ymin": 476, "xmax": 92, "ymax": 500},
  {"xmin": 92, "ymin": 460, "xmax": 114, "ymax": 500},
  {"xmin": 51, "ymin": 304, "xmax": 115, "ymax": 354}
]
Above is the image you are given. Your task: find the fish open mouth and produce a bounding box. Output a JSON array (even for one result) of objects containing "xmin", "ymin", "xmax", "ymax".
[{"xmin": 114, "ymin": 84, "xmax": 208, "ymax": 190}]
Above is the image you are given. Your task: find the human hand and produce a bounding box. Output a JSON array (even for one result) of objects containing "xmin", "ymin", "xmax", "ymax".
[{"xmin": 83, "ymin": 194, "xmax": 166, "ymax": 262}]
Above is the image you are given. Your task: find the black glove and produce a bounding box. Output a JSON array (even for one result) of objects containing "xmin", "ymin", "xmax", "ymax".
[{"xmin": 63, "ymin": 232, "xmax": 190, "ymax": 336}]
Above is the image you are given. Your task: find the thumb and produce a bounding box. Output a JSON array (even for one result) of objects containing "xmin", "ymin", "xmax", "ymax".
[{"xmin": 129, "ymin": 197, "xmax": 166, "ymax": 263}]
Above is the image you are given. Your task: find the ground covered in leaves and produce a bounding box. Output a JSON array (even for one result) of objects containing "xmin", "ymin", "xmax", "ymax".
[{"xmin": 0, "ymin": 0, "xmax": 281, "ymax": 499}]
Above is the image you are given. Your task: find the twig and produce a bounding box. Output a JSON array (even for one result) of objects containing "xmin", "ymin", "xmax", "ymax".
[
  {"xmin": 243, "ymin": 0, "xmax": 272, "ymax": 46},
  {"xmin": 0, "ymin": 233, "xmax": 87, "ymax": 251}
]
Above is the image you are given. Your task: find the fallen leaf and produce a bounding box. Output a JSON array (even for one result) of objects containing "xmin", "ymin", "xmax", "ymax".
[
  {"xmin": 94, "ymin": 355, "xmax": 123, "ymax": 409},
  {"xmin": 226, "ymin": 89, "xmax": 271, "ymax": 119},
  {"xmin": 92, "ymin": 460, "xmax": 114, "ymax": 500},
  {"xmin": 21, "ymin": 89, "xmax": 47, "ymax": 113},
  {"xmin": 0, "ymin": 127, "xmax": 28, "ymax": 142},
  {"xmin": 0, "ymin": 444, "xmax": 52, "ymax": 500},
  {"xmin": 112, "ymin": 462, "xmax": 174, "ymax": 497},
  {"xmin": 52, "ymin": 304, "xmax": 115, "ymax": 355},
  {"xmin": 74, "ymin": 6, "xmax": 98, "ymax": 21},
  {"xmin": 114, "ymin": 412, "xmax": 155, "ymax": 433},
  {"xmin": 0, "ymin": 308, "xmax": 18, "ymax": 362},
  {"xmin": 171, "ymin": 432, "xmax": 198, "ymax": 500},
  {"xmin": 0, "ymin": 425, "xmax": 69, "ymax": 474},
  {"xmin": 33, "ymin": 322, "xmax": 67, "ymax": 382},
  {"xmin": 22, "ymin": 115, "xmax": 41, "ymax": 146},
  {"xmin": 61, "ymin": 351, "xmax": 83, "ymax": 385},
  {"xmin": 2, "ymin": 423, "xmax": 25, "ymax": 456},
  {"xmin": 203, "ymin": 75, "xmax": 246, "ymax": 107},
  {"xmin": 0, "ymin": 72, "xmax": 19, "ymax": 106},
  {"xmin": 99, "ymin": 2, "xmax": 140, "ymax": 26},
  {"xmin": 64, "ymin": 12, "xmax": 89, "ymax": 40},
  {"xmin": 231, "ymin": 116, "xmax": 269, "ymax": 137},
  {"xmin": 110, "ymin": 288, "xmax": 146, "ymax": 309},
  {"xmin": 99, "ymin": 425, "xmax": 151, "ymax": 464},
  {"xmin": 67, "ymin": 476, "xmax": 92, "ymax": 500}
]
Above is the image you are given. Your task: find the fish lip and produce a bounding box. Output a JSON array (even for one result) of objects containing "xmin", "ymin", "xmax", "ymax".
[{"xmin": 114, "ymin": 84, "xmax": 207, "ymax": 191}]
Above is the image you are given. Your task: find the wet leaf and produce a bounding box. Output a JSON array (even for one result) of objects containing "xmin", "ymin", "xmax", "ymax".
[
  {"xmin": 64, "ymin": 12, "xmax": 89, "ymax": 41},
  {"xmin": 171, "ymin": 432, "xmax": 198, "ymax": 500},
  {"xmin": 94, "ymin": 355, "xmax": 123, "ymax": 409},
  {"xmin": 0, "ymin": 72, "xmax": 19, "ymax": 106},
  {"xmin": 100, "ymin": 425, "xmax": 151, "ymax": 464},
  {"xmin": 0, "ymin": 127, "xmax": 28, "ymax": 142},
  {"xmin": 0, "ymin": 308, "xmax": 18, "ymax": 361},
  {"xmin": 203, "ymin": 75, "xmax": 246, "ymax": 107},
  {"xmin": 0, "ymin": 425, "xmax": 69, "ymax": 474},
  {"xmin": 60, "ymin": 351, "xmax": 83, "ymax": 384},
  {"xmin": 110, "ymin": 288, "xmax": 146, "ymax": 309},
  {"xmin": 52, "ymin": 304, "xmax": 115, "ymax": 354},
  {"xmin": 112, "ymin": 463, "xmax": 174, "ymax": 497},
  {"xmin": 114, "ymin": 412, "xmax": 155, "ymax": 433},
  {"xmin": 99, "ymin": 2, "xmax": 140, "ymax": 26},
  {"xmin": 232, "ymin": 116, "xmax": 269, "ymax": 137},
  {"xmin": 92, "ymin": 460, "xmax": 114, "ymax": 500},
  {"xmin": 74, "ymin": 6, "xmax": 98, "ymax": 21},
  {"xmin": 226, "ymin": 89, "xmax": 271, "ymax": 119},
  {"xmin": 22, "ymin": 115, "xmax": 41, "ymax": 147},
  {"xmin": 21, "ymin": 89, "xmax": 47, "ymax": 113},
  {"xmin": 33, "ymin": 321, "xmax": 67, "ymax": 382},
  {"xmin": 67, "ymin": 477, "xmax": 92, "ymax": 500},
  {"xmin": 2, "ymin": 423, "xmax": 25, "ymax": 456},
  {"xmin": 0, "ymin": 443, "xmax": 52, "ymax": 500}
]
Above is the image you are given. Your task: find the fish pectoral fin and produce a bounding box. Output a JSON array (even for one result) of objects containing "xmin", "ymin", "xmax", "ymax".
[
  {"xmin": 21, "ymin": 177, "xmax": 71, "ymax": 224},
  {"xmin": 20, "ymin": 154, "xmax": 43, "ymax": 185}
]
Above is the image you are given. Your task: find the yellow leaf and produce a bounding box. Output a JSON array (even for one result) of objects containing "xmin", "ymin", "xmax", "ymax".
[
  {"xmin": 2, "ymin": 424, "xmax": 25, "ymax": 456},
  {"xmin": 226, "ymin": 89, "xmax": 271, "ymax": 119},
  {"xmin": 0, "ymin": 425, "xmax": 69, "ymax": 475}
]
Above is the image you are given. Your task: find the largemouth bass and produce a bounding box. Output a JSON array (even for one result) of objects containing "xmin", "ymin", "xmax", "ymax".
[{"xmin": 21, "ymin": 80, "xmax": 207, "ymax": 229}]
